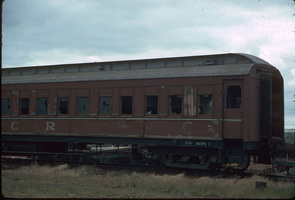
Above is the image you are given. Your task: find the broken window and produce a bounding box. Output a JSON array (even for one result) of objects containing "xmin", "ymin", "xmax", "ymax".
[
  {"xmin": 198, "ymin": 95, "xmax": 213, "ymax": 115},
  {"xmin": 58, "ymin": 98, "xmax": 69, "ymax": 114},
  {"xmin": 77, "ymin": 97, "xmax": 89, "ymax": 115},
  {"xmin": 99, "ymin": 96, "xmax": 111, "ymax": 115},
  {"xmin": 121, "ymin": 96, "xmax": 133, "ymax": 115},
  {"xmin": 37, "ymin": 98, "xmax": 48, "ymax": 115},
  {"xmin": 146, "ymin": 96, "xmax": 158, "ymax": 115},
  {"xmin": 20, "ymin": 98, "xmax": 29, "ymax": 115},
  {"xmin": 2, "ymin": 98, "xmax": 10, "ymax": 115},
  {"xmin": 226, "ymin": 86, "xmax": 241, "ymax": 108},
  {"xmin": 169, "ymin": 95, "xmax": 183, "ymax": 115}
]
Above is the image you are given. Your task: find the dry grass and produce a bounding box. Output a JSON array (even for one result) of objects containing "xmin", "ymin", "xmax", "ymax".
[{"xmin": 2, "ymin": 163, "xmax": 295, "ymax": 199}]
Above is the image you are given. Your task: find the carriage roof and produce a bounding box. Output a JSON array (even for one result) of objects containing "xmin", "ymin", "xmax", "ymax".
[{"xmin": 1, "ymin": 53, "xmax": 274, "ymax": 84}]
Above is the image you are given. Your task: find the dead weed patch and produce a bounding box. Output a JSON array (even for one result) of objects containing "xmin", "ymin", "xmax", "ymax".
[{"xmin": 2, "ymin": 164, "xmax": 295, "ymax": 198}]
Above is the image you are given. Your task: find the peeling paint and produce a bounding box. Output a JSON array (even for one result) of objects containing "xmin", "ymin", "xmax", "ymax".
[
  {"xmin": 145, "ymin": 122, "xmax": 153, "ymax": 131},
  {"xmin": 12, "ymin": 91, "xmax": 19, "ymax": 95},
  {"xmin": 207, "ymin": 124, "xmax": 214, "ymax": 133}
]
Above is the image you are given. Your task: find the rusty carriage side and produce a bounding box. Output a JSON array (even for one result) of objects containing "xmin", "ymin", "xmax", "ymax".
[{"xmin": 1, "ymin": 53, "xmax": 284, "ymax": 170}]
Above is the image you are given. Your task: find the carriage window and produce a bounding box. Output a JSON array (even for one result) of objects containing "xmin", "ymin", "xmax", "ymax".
[
  {"xmin": 169, "ymin": 95, "xmax": 182, "ymax": 115},
  {"xmin": 58, "ymin": 98, "xmax": 69, "ymax": 114},
  {"xmin": 198, "ymin": 95, "xmax": 212, "ymax": 115},
  {"xmin": 20, "ymin": 98, "xmax": 29, "ymax": 115},
  {"xmin": 121, "ymin": 96, "xmax": 133, "ymax": 114},
  {"xmin": 2, "ymin": 99, "xmax": 10, "ymax": 115},
  {"xmin": 99, "ymin": 96, "xmax": 111, "ymax": 115},
  {"xmin": 37, "ymin": 98, "xmax": 48, "ymax": 115},
  {"xmin": 77, "ymin": 97, "xmax": 89, "ymax": 115},
  {"xmin": 226, "ymin": 86, "xmax": 241, "ymax": 108},
  {"xmin": 146, "ymin": 96, "xmax": 158, "ymax": 115}
]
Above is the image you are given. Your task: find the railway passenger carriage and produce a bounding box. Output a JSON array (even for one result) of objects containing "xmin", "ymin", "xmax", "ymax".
[{"xmin": 1, "ymin": 53, "xmax": 284, "ymax": 170}]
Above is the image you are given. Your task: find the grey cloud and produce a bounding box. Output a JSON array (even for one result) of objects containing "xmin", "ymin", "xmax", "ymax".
[{"xmin": 3, "ymin": 0, "xmax": 293, "ymax": 67}]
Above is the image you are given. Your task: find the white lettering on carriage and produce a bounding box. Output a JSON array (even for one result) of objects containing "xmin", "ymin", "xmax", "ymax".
[
  {"xmin": 46, "ymin": 122, "xmax": 55, "ymax": 131},
  {"xmin": 183, "ymin": 122, "xmax": 193, "ymax": 135},
  {"xmin": 10, "ymin": 121, "xmax": 19, "ymax": 130}
]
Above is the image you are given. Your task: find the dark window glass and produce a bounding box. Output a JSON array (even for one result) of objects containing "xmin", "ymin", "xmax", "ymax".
[
  {"xmin": 226, "ymin": 86, "xmax": 241, "ymax": 108},
  {"xmin": 2, "ymin": 99, "xmax": 10, "ymax": 115},
  {"xmin": 121, "ymin": 96, "xmax": 133, "ymax": 114},
  {"xmin": 58, "ymin": 98, "xmax": 69, "ymax": 114},
  {"xmin": 99, "ymin": 96, "xmax": 111, "ymax": 115},
  {"xmin": 77, "ymin": 97, "xmax": 89, "ymax": 115},
  {"xmin": 20, "ymin": 98, "xmax": 29, "ymax": 115},
  {"xmin": 169, "ymin": 95, "xmax": 182, "ymax": 115},
  {"xmin": 146, "ymin": 96, "xmax": 158, "ymax": 115},
  {"xmin": 198, "ymin": 95, "xmax": 213, "ymax": 115},
  {"xmin": 37, "ymin": 98, "xmax": 48, "ymax": 115}
]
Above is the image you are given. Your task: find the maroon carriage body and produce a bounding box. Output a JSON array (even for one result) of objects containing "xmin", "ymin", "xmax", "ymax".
[{"xmin": 1, "ymin": 53, "xmax": 284, "ymax": 169}]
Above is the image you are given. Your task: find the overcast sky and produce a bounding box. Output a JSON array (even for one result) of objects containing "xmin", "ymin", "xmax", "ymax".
[{"xmin": 2, "ymin": 0, "xmax": 295, "ymax": 128}]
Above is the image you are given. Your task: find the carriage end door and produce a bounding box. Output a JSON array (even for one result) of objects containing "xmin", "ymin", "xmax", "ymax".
[{"xmin": 223, "ymin": 80, "xmax": 243, "ymax": 139}]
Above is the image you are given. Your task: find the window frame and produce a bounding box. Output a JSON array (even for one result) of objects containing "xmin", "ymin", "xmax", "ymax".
[
  {"xmin": 76, "ymin": 97, "xmax": 89, "ymax": 115},
  {"xmin": 20, "ymin": 98, "xmax": 30, "ymax": 115},
  {"xmin": 1, "ymin": 98, "xmax": 10, "ymax": 115},
  {"xmin": 226, "ymin": 86, "xmax": 241, "ymax": 109},
  {"xmin": 99, "ymin": 96, "xmax": 112, "ymax": 115},
  {"xmin": 121, "ymin": 96, "xmax": 133, "ymax": 115},
  {"xmin": 145, "ymin": 95, "xmax": 158, "ymax": 115},
  {"xmin": 37, "ymin": 98, "xmax": 48, "ymax": 115},
  {"xmin": 58, "ymin": 97, "xmax": 69, "ymax": 115},
  {"xmin": 169, "ymin": 95, "xmax": 183, "ymax": 115},
  {"xmin": 198, "ymin": 94, "xmax": 213, "ymax": 115}
]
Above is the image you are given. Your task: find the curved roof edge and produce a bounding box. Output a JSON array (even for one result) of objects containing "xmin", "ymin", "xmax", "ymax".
[{"xmin": 234, "ymin": 53, "xmax": 271, "ymax": 66}]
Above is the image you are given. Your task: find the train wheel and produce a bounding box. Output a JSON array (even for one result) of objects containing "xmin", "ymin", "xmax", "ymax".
[
  {"xmin": 224, "ymin": 154, "xmax": 250, "ymax": 173},
  {"xmin": 67, "ymin": 138, "xmax": 77, "ymax": 151},
  {"xmin": 157, "ymin": 153, "xmax": 213, "ymax": 170},
  {"xmin": 237, "ymin": 154, "xmax": 250, "ymax": 172}
]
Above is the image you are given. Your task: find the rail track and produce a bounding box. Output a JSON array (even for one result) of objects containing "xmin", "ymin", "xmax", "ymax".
[{"xmin": 2, "ymin": 149, "xmax": 295, "ymax": 183}]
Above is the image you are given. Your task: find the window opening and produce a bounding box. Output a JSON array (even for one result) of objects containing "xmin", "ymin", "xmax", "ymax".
[
  {"xmin": 99, "ymin": 96, "xmax": 111, "ymax": 115},
  {"xmin": 20, "ymin": 98, "xmax": 29, "ymax": 115},
  {"xmin": 77, "ymin": 97, "xmax": 89, "ymax": 115},
  {"xmin": 198, "ymin": 95, "xmax": 213, "ymax": 115},
  {"xmin": 146, "ymin": 96, "xmax": 158, "ymax": 115},
  {"xmin": 37, "ymin": 98, "xmax": 48, "ymax": 115},
  {"xmin": 121, "ymin": 96, "xmax": 133, "ymax": 114},
  {"xmin": 226, "ymin": 86, "xmax": 241, "ymax": 108},
  {"xmin": 169, "ymin": 95, "xmax": 183, "ymax": 115},
  {"xmin": 2, "ymin": 99, "xmax": 10, "ymax": 115},
  {"xmin": 58, "ymin": 97, "xmax": 69, "ymax": 114}
]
